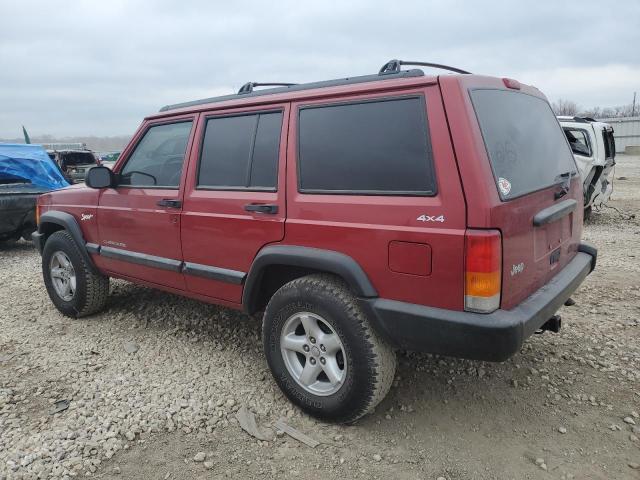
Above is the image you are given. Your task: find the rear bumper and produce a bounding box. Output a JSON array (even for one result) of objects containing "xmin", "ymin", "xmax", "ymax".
[{"xmin": 361, "ymin": 243, "xmax": 596, "ymax": 362}]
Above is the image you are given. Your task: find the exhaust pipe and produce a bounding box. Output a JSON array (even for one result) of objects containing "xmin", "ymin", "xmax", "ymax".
[{"xmin": 537, "ymin": 315, "xmax": 562, "ymax": 334}]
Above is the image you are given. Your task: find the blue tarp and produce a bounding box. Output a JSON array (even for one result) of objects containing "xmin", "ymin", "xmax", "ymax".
[{"xmin": 0, "ymin": 144, "xmax": 70, "ymax": 190}]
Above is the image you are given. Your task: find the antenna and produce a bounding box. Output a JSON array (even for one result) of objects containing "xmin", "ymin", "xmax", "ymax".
[{"xmin": 22, "ymin": 125, "xmax": 31, "ymax": 144}]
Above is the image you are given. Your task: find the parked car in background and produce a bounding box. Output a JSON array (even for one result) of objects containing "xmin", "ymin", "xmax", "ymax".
[
  {"xmin": 33, "ymin": 60, "xmax": 596, "ymax": 422},
  {"xmin": 97, "ymin": 152, "xmax": 121, "ymax": 170},
  {"xmin": 558, "ymin": 116, "xmax": 616, "ymax": 219},
  {"xmin": 0, "ymin": 144, "xmax": 69, "ymax": 242},
  {"xmin": 43, "ymin": 143, "xmax": 100, "ymax": 183}
]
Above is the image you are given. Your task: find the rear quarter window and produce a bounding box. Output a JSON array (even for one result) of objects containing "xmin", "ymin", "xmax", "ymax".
[
  {"xmin": 298, "ymin": 97, "xmax": 436, "ymax": 195},
  {"xmin": 563, "ymin": 128, "xmax": 592, "ymax": 157},
  {"xmin": 470, "ymin": 89, "xmax": 576, "ymax": 200}
]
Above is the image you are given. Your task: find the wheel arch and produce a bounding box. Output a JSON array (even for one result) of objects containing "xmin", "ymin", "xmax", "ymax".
[
  {"xmin": 242, "ymin": 245, "xmax": 377, "ymax": 315},
  {"xmin": 38, "ymin": 211, "xmax": 98, "ymax": 273}
]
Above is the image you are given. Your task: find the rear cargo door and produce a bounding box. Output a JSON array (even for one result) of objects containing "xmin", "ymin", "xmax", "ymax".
[{"xmin": 466, "ymin": 86, "xmax": 582, "ymax": 309}]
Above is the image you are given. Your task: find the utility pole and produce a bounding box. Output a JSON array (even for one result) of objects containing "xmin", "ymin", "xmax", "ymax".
[{"xmin": 633, "ymin": 92, "xmax": 637, "ymax": 117}]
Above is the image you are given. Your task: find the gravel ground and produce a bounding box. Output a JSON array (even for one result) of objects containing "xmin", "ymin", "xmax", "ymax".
[{"xmin": 1, "ymin": 155, "xmax": 639, "ymax": 480}]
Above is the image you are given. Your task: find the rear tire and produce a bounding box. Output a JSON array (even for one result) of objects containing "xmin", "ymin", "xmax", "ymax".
[
  {"xmin": 42, "ymin": 230, "xmax": 109, "ymax": 318},
  {"xmin": 263, "ymin": 274, "xmax": 396, "ymax": 423}
]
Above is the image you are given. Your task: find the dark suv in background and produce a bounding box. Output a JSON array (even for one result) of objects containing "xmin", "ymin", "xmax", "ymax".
[
  {"xmin": 44, "ymin": 143, "xmax": 99, "ymax": 183},
  {"xmin": 33, "ymin": 60, "xmax": 596, "ymax": 422}
]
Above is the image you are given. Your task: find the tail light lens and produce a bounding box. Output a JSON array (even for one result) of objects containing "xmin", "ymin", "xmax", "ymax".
[
  {"xmin": 36, "ymin": 203, "xmax": 41, "ymax": 226},
  {"xmin": 465, "ymin": 229, "xmax": 501, "ymax": 313}
]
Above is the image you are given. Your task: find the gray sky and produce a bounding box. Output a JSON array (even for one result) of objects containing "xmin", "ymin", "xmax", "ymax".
[{"xmin": 1, "ymin": 0, "xmax": 639, "ymax": 138}]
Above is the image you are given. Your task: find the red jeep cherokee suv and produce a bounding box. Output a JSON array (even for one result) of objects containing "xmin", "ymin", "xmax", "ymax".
[{"xmin": 33, "ymin": 60, "xmax": 597, "ymax": 423}]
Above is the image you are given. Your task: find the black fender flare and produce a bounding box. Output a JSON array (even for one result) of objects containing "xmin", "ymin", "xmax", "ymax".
[
  {"xmin": 242, "ymin": 245, "xmax": 378, "ymax": 314},
  {"xmin": 37, "ymin": 210, "xmax": 98, "ymax": 272}
]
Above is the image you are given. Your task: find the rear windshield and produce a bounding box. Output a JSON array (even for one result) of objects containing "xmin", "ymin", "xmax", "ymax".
[
  {"xmin": 470, "ymin": 89, "xmax": 576, "ymax": 200},
  {"xmin": 60, "ymin": 152, "xmax": 97, "ymax": 167}
]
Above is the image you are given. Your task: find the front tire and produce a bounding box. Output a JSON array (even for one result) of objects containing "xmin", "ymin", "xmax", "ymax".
[
  {"xmin": 263, "ymin": 274, "xmax": 396, "ymax": 423},
  {"xmin": 42, "ymin": 230, "xmax": 109, "ymax": 317}
]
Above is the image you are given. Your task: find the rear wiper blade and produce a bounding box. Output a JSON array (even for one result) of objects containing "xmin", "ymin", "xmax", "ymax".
[
  {"xmin": 554, "ymin": 171, "xmax": 572, "ymax": 200},
  {"xmin": 554, "ymin": 171, "xmax": 572, "ymax": 182}
]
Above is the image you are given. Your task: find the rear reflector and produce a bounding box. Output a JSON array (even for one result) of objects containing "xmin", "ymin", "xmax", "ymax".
[{"xmin": 465, "ymin": 229, "xmax": 501, "ymax": 313}]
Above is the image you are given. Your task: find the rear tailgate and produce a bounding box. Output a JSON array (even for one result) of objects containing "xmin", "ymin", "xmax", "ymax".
[{"xmin": 440, "ymin": 75, "xmax": 583, "ymax": 310}]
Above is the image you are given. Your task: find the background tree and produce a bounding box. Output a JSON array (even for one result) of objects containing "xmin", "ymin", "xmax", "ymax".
[
  {"xmin": 552, "ymin": 99, "xmax": 580, "ymax": 116},
  {"xmin": 552, "ymin": 99, "xmax": 637, "ymax": 119}
]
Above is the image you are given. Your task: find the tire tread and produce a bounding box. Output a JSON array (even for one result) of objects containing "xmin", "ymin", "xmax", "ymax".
[
  {"xmin": 44, "ymin": 231, "xmax": 109, "ymax": 317},
  {"xmin": 265, "ymin": 273, "xmax": 396, "ymax": 423}
]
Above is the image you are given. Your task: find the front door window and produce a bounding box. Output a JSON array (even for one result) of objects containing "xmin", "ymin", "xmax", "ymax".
[{"xmin": 120, "ymin": 121, "xmax": 193, "ymax": 187}]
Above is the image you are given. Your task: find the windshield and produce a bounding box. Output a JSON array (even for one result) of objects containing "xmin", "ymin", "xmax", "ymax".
[{"xmin": 470, "ymin": 89, "xmax": 577, "ymax": 200}]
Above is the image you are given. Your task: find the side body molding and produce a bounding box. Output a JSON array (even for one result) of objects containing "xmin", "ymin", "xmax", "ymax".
[
  {"xmin": 37, "ymin": 210, "xmax": 98, "ymax": 272},
  {"xmin": 243, "ymin": 245, "xmax": 378, "ymax": 314}
]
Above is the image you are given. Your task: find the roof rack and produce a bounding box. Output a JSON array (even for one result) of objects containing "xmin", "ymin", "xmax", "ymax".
[
  {"xmin": 238, "ymin": 82, "xmax": 297, "ymax": 94},
  {"xmin": 557, "ymin": 116, "xmax": 593, "ymax": 124},
  {"xmin": 379, "ymin": 59, "xmax": 471, "ymax": 75},
  {"xmin": 159, "ymin": 62, "xmax": 431, "ymax": 112}
]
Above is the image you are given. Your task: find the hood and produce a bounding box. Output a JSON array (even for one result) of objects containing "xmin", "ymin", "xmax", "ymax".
[{"xmin": 0, "ymin": 143, "xmax": 70, "ymax": 190}]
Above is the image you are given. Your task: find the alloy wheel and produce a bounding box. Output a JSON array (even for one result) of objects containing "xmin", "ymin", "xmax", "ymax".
[{"xmin": 280, "ymin": 312, "xmax": 347, "ymax": 396}]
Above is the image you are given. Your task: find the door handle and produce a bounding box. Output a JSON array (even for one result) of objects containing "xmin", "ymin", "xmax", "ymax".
[
  {"xmin": 244, "ymin": 203, "xmax": 278, "ymax": 214},
  {"xmin": 157, "ymin": 199, "xmax": 182, "ymax": 208}
]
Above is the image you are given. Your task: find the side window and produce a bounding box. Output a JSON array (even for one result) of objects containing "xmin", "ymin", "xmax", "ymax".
[
  {"xmin": 563, "ymin": 128, "xmax": 591, "ymax": 157},
  {"xmin": 120, "ymin": 121, "xmax": 193, "ymax": 187},
  {"xmin": 603, "ymin": 130, "xmax": 615, "ymax": 159},
  {"xmin": 197, "ymin": 111, "xmax": 282, "ymax": 190},
  {"xmin": 298, "ymin": 97, "xmax": 436, "ymax": 195}
]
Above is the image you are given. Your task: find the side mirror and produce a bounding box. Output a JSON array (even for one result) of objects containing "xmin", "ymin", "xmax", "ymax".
[{"xmin": 85, "ymin": 166, "xmax": 115, "ymax": 189}]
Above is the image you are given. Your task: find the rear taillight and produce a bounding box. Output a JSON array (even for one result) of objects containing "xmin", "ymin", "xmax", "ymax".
[
  {"xmin": 464, "ymin": 229, "xmax": 502, "ymax": 313},
  {"xmin": 36, "ymin": 203, "xmax": 41, "ymax": 226}
]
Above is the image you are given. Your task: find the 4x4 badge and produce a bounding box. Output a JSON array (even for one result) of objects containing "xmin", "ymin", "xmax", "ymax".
[{"xmin": 417, "ymin": 214, "xmax": 445, "ymax": 223}]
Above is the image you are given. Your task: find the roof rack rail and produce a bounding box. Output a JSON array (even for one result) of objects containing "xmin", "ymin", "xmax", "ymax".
[
  {"xmin": 557, "ymin": 116, "xmax": 591, "ymax": 124},
  {"xmin": 159, "ymin": 65, "xmax": 425, "ymax": 112},
  {"xmin": 238, "ymin": 82, "xmax": 297, "ymax": 94},
  {"xmin": 379, "ymin": 59, "xmax": 471, "ymax": 75}
]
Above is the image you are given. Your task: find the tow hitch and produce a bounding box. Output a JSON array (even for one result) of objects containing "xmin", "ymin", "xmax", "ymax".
[{"xmin": 535, "ymin": 315, "xmax": 562, "ymax": 334}]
